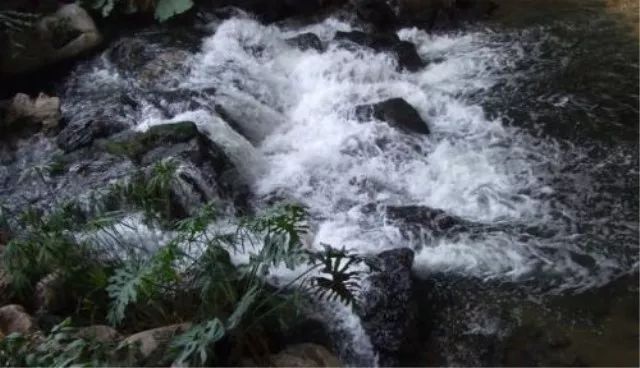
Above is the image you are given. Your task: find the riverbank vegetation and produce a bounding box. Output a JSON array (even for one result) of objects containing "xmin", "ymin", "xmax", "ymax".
[{"xmin": 0, "ymin": 160, "xmax": 364, "ymax": 366}]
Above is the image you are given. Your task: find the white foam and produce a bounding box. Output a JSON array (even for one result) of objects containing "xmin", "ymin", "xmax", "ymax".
[{"xmin": 178, "ymin": 17, "xmax": 620, "ymax": 289}]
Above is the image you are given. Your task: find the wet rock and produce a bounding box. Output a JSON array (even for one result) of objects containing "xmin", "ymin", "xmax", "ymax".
[
  {"xmin": 1, "ymin": 93, "xmax": 61, "ymax": 133},
  {"xmin": 355, "ymin": 98, "xmax": 430, "ymax": 135},
  {"xmin": 269, "ymin": 343, "xmax": 342, "ymax": 367},
  {"xmin": 102, "ymin": 121, "xmax": 238, "ymax": 217},
  {"xmin": 107, "ymin": 38, "xmax": 191, "ymax": 88},
  {"xmin": 123, "ymin": 323, "xmax": 191, "ymax": 363},
  {"xmin": 358, "ymin": 248, "xmax": 415, "ymax": 365},
  {"xmin": 354, "ymin": 0, "xmax": 398, "ymax": 30},
  {"xmin": 0, "ymin": 4, "xmax": 102, "ymax": 75},
  {"xmin": 209, "ymin": 0, "xmax": 348, "ymax": 22},
  {"xmin": 386, "ymin": 205, "xmax": 469, "ymax": 236},
  {"xmin": 75, "ymin": 325, "xmax": 121, "ymax": 343},
  {"xmin": 57, "ymin": 118, "xmax": 128, "ymax": 153},
  {"xmin": 334, "ymin": 31, "xmax": 424, "ymax": 72},
  {"xmin": 104, "ymin": 122, "xmax": 229, "ymax": 170},
  {"xmin": 0, "ymin": 304, "xmax": 35, "ymax": 335},
  {"xmin": 286, "ymin": 33, "xmax": 324, "ymax": 52},
  {"xmin": 396, "ymin": 0, "xmax": 498, "ymax": 30}
]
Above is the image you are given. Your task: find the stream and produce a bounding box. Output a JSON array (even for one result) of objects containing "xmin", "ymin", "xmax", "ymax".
[{"xmin": 1, "ymin": 0, "xmax": 638, "ymax": 366}]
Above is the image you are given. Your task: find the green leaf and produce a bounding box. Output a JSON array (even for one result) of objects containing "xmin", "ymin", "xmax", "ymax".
[
  {"xmin": 171, "ymin": 319, "xmax": 225, "ymax": 366},
  {"xmin": 226, "ymin": 285, "xmax": 258, "ymax": 330},
  {"xmin": 154, "ymin": 0, "xmax": 194, "ymax": 22}
]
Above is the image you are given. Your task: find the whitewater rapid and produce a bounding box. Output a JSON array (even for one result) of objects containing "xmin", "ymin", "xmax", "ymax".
[
  {"xmin": 58, "ymin": 12, "xmax": 636, "ymax": 294},
  {"xmin": 160, "ymin": 15, "xmax": 630, "ymax": 291}
]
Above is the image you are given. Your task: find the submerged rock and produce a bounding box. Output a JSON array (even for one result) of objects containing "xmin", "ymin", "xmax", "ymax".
[
  {"xmin": 355, "ymin": 98, "xmax": 430, "ymax": 135},
  {"xmin": 358, "ymin": 248, "xmax": 415, "ymax": 365},
  {"xmin": 334, "ymin": 31, "xmax": 425, "ymax": 72},
  {"xmin": 286, "ymin": 33, "xmax": 324, "ymax": 52},
  {"xmin": 386, "ymin": 205, "xmax": 469, "ymax": 236},
  {"xmin": 0, "ymin": 4, "xmax": 102, "ymax": 75}
]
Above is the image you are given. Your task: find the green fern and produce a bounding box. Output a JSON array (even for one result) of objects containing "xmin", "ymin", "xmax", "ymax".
[
  {"xmin": 0, "ymin": 319, "xmax": 118, "ymax": 367},
  {"xmin": 243, "ymin": 204, "xmax": 309, "ymax": 270},
  {"xmin": 106, "ymin": 243, "xmax": 181, "ymax": 325},
  {"xmin": 106, "ymin": 262, "xmax": 149, "ymax": 326},
  {"xmin": 171, "ymin": 318, "xmax": 225, "ymax": 366}
]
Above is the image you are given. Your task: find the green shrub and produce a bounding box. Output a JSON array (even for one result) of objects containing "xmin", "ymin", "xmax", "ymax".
[{"xmin": 0, "ymin": 160, "xmax": 366, "ymax": 366}]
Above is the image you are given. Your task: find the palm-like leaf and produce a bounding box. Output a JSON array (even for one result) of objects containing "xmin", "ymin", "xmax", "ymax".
[{"xmin": 308, "ymin": 246, "xmax": 366, "ymax": 307}]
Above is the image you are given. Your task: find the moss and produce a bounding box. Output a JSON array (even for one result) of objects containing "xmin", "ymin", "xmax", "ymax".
[{"xmin": 105, "ymin": 121, "xmax": 199, "ymax": 162}]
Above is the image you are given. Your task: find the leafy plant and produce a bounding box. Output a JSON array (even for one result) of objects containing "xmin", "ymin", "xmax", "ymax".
[
  {"xmin": 106, "ymin": 242, "xmax": 180, "ymax": 326},
  {"xmin": 0, "ymin": 160, "xmax": 368, "ymax": 366},
  {"xmin": 308, "ymin": 245, "xmax": 367, "ymax": 306},
  {"xmin": 171, "ymin": 318, "xmax": 225, "ymax": 366},
  {"xmin": 0, "ymin": 319, "xmax": 120, "ymax": 367}
]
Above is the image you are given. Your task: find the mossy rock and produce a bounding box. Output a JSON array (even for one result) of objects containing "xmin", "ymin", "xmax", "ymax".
[{"xmin": 104, "ymin": 121, "xmax": 199, "ymax": 162}]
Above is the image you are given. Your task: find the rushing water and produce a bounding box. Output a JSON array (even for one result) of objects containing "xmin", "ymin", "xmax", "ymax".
[{"xmin": 1, "ymin": 0, "xmax": 637, "ymax": 365}]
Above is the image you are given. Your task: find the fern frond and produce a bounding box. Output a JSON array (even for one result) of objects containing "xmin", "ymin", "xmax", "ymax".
[{"xmin": 171, "ymin": 319, "xmax": 225, "ymax": 366}]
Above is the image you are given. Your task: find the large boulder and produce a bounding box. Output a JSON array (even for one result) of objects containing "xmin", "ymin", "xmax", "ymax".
[
  {"xmin": 1, "ymin": 93, "xmax": 61, "ymax": 133},
  {"xmin": 107, "ymin": 38, "xmax": 191, "ymax": 89},
  {"xmin": 396, "ymin": 0, "xmax": 498, "ymax": 30},
  {"xmin": 208, "ymin": 0, "xmax": 348, "ymax": 22},
  {"xmin": 101, "ymin": 121, "xmax": 240, "ymax": 217},
  {"xmin": 269, "ymin": 343, "xmax": 343, "ymax": 367},
  {"xmin": 355, "ymin": 98, "xmax": 430, "ymax": 135},
  {"xmin": 358, "ymin": 248, "xmax": 415, "ymax": 365},
  {"xmin": 122, "ymin": 323, "xmax": 191, "ymax": 364},
  {"xmin": 0, "ymin": 304, "xmax": 36, "ymax": 335},
  {"xmin": 334, "ymin": 31, "xmax": 424, "ymax": 72},
  {"xmin": 353, "ymin": 0, "xmax": 397, "ymax": 30},
  {"xmin": 0, "ymin": 4, "xmax": 102, "ymax": 75}
]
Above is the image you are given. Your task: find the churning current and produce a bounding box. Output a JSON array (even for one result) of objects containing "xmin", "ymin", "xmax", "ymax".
[{"xmin": 62, "ymin": 12, "xmax": 638, "ymax": 292}]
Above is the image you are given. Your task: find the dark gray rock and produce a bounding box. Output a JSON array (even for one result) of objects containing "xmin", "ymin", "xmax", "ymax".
[
  {"xmin": 107, "ymin": 38, "xmax": 191, "ymax": 89},
  {"xmin": 355, "ymin": 98, "xmax": 430, "ymax": 135},
  {"xmin": 396, "ymin": 0, "xmax": 499, "ymax": 31},
  {"xmin": 207, "ymin": 0, "xmax": 348, "ymax": 22},
  {"xmin": 286, "ymin": 33, "xmax": 324, "ymax": 52},
  {"xmin": 334, "ymin": 31, "xmax": 424, "ymax": 72},
  {"xmin": 101, "ymin": 122, "xmax": 242, "ymax": 217},
  {"xmin": 358, "ymin": 248, "xmax": 415, "ymax": 365},
  {"xmin": 353, "ymin": 0, "xmax": 397, "ymax": 30},
  {"xmin": 57, "ymin": 118, "xmax": 128, "ymax": 153},
  {"xmin": 386, "ymin": 205, "xmax": 469, "ymax": 236}
]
